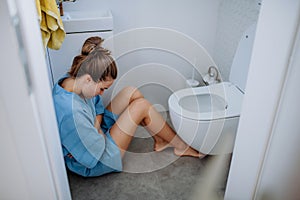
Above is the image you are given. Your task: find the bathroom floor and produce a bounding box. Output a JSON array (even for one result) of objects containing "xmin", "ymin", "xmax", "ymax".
[{"xmin": 67, "ymin": 113, "xmax": 232, "ymax": 200}]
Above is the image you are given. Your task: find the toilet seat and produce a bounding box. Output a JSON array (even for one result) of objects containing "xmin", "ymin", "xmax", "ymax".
[{"xmin": 168, "ymin": 82, "xmax": 243, "ymax": 121}]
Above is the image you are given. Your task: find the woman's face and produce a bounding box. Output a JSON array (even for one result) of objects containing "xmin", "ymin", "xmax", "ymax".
[
  {"xmin": 82, "ymin": 76, "xmax": 114, "ymax": 98},
  {"xmin": 96, "ymin": 77, "xmax": 114, "ymax": 96}
]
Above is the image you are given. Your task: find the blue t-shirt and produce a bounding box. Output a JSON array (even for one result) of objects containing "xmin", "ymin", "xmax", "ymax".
[{"xmin": 52, "ymin": 76, "xmax": 122, "ymax": 177}]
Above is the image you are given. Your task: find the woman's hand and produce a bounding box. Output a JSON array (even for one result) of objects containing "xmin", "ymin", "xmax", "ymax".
[
  {"xmin": 98, "ymin": 128, "xmax": 104, "ymax": 135},
  {"xmin": 67, "ymin": 153, "xmax": 73, "ymax": 158}
]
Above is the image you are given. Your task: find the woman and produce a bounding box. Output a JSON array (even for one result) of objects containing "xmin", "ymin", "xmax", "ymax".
[{"xmin": 53, "ymin": 36, "xmax": 203, "ymax": 177}]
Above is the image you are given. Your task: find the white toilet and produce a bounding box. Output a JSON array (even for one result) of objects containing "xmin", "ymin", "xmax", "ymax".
[{"xmin": 168, "ymin": 24, "xmax": 257, "ymax": 155}]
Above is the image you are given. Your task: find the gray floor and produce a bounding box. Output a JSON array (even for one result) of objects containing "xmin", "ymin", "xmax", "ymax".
[{"xmin": 67, "ymin": 114, "xmax": 231, "ymax": 200}]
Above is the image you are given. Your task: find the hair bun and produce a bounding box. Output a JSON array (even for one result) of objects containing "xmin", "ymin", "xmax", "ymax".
[{"xmin": 81, "ymin": 36, "xmax": 104, "ymax": 55}]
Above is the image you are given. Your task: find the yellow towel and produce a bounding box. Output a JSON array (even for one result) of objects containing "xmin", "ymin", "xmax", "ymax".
[{"xmin": 36, "ymin": 0, "xmax": 65, "ymax": 50}]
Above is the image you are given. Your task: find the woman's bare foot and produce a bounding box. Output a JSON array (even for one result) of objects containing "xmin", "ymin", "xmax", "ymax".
[
  {"xmin": 174, "ymin": 146, "xmax": 206, "ymax": 158},
  {"xmin": 154, "ymin": 141, "xmax": 172, "ymax": 152},
  {"xmin": 153, "ymin": 136, "xmax": 173, "ymax": 152}
]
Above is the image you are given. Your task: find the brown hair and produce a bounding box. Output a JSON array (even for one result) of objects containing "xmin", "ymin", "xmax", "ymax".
[
  {"xmin": 81, "ymin": 36, "xmax": 104, "ymax": 55},
  {"xmin": 68, "ymin": 36, "xmax": 117, "ymax": 82}
]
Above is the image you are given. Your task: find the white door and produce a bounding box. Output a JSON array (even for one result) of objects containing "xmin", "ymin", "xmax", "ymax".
[
  {"xmin": 0, "ymin": 0, "xmax": 70, "ymax": 199},
  {"xmin": 225, "ymin": 0, "xmax": 300, "ymax": 199}
]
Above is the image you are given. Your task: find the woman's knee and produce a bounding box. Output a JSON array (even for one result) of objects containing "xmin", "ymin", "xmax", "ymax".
[
  {"xmin": 129, "ymin": 98, "xmax": 156, "ymax": 127},
  {"xmin": 129, "ymin": 98, "xmax": 151, "ymax": 114},
  {"xmin": 120, "ymin": 86, "xmax": 144, "ymax": 103}
]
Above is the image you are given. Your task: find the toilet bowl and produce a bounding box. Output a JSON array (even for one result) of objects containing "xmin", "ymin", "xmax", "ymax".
[
  {"xmin": 169, "ymin": 82, "xmax": 243, "ymax": 154},
  {"xmin": 168, "ymin": 24, "xmax": 257, "ymax": 155}
]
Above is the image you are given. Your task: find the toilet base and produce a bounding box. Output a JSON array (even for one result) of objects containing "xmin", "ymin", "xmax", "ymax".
[{"xmin": 169, "ymin": 110, "xmax": 239, "ymax": 155}]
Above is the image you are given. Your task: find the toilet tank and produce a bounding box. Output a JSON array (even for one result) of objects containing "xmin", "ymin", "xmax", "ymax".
[{"xmin": 229, "ymin": 24, "xmax": 257, "ymax": 92}]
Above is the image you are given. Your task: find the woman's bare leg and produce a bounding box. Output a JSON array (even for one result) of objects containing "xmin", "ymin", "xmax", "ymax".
[
  {"xmin": 143, "ymin": 104, "xmax": 203, "ymax": 157},
  {"xmin": 107, "ymin": 87, "xmax": 171, "ymax": 151},
  {"xmin": 109, "ymin": 94, "xmax": 203, "ymax": 158},
  {"xmin": 109, "ymin": 98, "xmax": 150, "ymax": 156},
  {"xmin": 106, "ymin": 86, "xmax": 143, "ymax": 114}
]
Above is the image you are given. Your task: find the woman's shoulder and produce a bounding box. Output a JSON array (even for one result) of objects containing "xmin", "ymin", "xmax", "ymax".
[{"xmin": 53, "ymin": 81, "xmax": 72, "ymax": 104}]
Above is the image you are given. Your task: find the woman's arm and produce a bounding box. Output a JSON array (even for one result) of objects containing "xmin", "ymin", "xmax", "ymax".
[
  {"xmin": 95, "ymin": 114, "xmax": 104, "ymax": 135},
  {"xmin": 94, "ymin": 95, "xmax": 105, "ymax": 135},
  {"xmin": 60, "ymin": 110, "xmax": 106, "ymax": 169}
]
